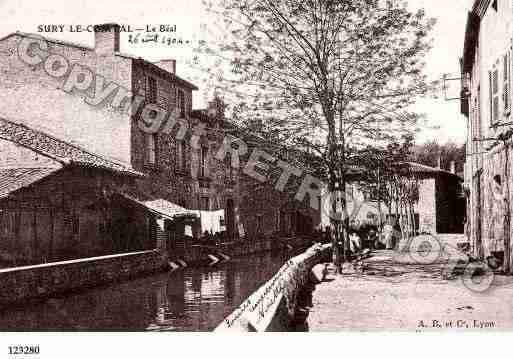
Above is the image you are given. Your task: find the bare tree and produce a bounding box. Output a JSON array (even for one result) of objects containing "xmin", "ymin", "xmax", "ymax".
[{"xmin": 195, "ymin": 0, "xmax": 435, "ymax": 270}]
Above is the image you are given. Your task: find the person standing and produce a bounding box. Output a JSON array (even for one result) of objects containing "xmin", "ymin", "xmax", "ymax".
[{"xmin": 383, "ymin": 219, "xmax": 395, "ymax": 250}]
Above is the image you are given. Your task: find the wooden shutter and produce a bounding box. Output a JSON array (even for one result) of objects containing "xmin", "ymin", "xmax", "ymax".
[
  {"xmin": 489, "ymin": 71, "xmax": 493, "ymax": 124},
  {"xmin": 147, "ymin": 134, "xmax": 156, "ymax": 164},
  {"xmin": 504, "ymin": 53, "xmax": 511, "ymax": 114},
  {"xmin": 490, "ymin": 68, "xmax": 499, "ymax": 125},
  {"xmin": 147, "ymin": 77, "xmax": 157, "ymax": 104}
]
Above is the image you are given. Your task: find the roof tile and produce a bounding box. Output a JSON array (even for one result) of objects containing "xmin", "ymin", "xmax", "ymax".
[
  {"xmin": 0, "ymin": 167, "xmax": 61, "ymax": 198},
  {"xmin": 0, "ymin": 117, "xmax": 144, "ymax": 176}
]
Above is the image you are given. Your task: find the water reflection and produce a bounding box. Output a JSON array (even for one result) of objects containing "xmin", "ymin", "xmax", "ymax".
[{"xmin": 0, "ymin": 250, "xmax": 290, "ymax": 331}]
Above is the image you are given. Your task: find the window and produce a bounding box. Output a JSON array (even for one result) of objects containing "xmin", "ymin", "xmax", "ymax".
[
  {"xmin": 147, "ymin": 133, "xmax": 156, "ymax": 164},
  {"xmin": 177, "ymin": 89, "xmax": 186, "ymax": 118},
  {"xmin": 200, "ymin": 196, "xmax": 210, "ymax": 211},
  {"xmin": 225, "ymin": 153, "xmax": 233, "ymax": 179},
  {"xmin": 504, "ymin": 53, "xmax": 511, "ymax": 115},
  {"xmin": 147, "ymin": 76, "xmax": 157, "ymax": 104},
  {"xmin": 490, "ymin": 68, "xmax": 499, "ymax": 125},
  {"xmin": 346, "ymin": 183, "xmax": 354, "ymax": 200},
  {"xmin": 176, "ymin": 141, "xmax": 187, "ymax": 172},
  {"xmin": 200, "ymin": 146, "xmax": 208, "ymax": 177},
  {"xmin": 72, "ymin": 210, "xmax": 79, "ymax": 236},
  {"xmin": 256, "ymin": 215, "xmax": 263, "ymax": 233}
]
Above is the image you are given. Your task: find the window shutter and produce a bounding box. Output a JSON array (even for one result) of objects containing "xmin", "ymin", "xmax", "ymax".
[
  {"xmin": 147, "ymin": 77, "xmax": 157, "ymax": 104},
  {"xmin": 147, "ymin": 134, "xmax": 156, "ymax": 164},
  {"xmin": 504, "ymin": 53, "xmax": 511, "ymax": 114},
  {"xmin": 489, "ymin": 70, "xmax": 493, "ymax": 124},
  {"xmin": 176, "ymin": 141, "xmax": 182, "ymax": 170},
  {"xmin": 491, "ymin": 68, "xmax": 499, "ymax": 125}
]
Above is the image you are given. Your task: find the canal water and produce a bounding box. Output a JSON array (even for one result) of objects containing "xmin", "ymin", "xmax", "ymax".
[{"xmin": 0, "ymin": 250, "xmax": 293, "ymax": 331}]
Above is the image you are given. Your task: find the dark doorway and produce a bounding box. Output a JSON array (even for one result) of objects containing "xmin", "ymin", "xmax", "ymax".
[{"xmin": 226, "ymin": 198, "xmax": 235, "ymax": 240}]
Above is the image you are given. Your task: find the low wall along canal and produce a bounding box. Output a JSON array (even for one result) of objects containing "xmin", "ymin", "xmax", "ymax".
[
  {"xmin": 0, "ymin": 248, "xmax": 307, "ymax": 330},
  {"xmin": 216, "ymin": 244, "xmax": 331, "ymax": 332},
  {"xmin": 0, "ymin": 250, "xmax": 166, "ymax": 306},
  {"xmin": 0, "ymin": 236, "xmax": 315, "ymax": 307}
]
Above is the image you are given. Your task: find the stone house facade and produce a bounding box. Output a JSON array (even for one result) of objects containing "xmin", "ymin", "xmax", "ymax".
[
  {"xmin": 320, "ymin": 162, "xmax": 465, "ymax": 235},
  {"xmin": 0, "ymin": 117, "xmax": 153, "ymax": 267},
  {"xmin": 0, "ymin": 23, "xmax": 320, "ymax": 266},
  {"xmin": 222, "ymin": 123, "xmax": 322, "ymax": 241},
  {"xmin": 461, "ymin": 0, "xmax": 513, "ymax": 266}
]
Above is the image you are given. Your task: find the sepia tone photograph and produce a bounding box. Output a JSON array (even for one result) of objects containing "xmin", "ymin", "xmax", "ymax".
[{"xmin": 0, "ymin": 0, "xmax": 509, "ymax": 340}]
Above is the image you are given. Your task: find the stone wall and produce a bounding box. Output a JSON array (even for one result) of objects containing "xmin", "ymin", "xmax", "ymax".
[
  {"xmin": 0, "ymin": 33, "xmax": 133, "ymax": 164},
  {"xmin": 0, "ymin": 165, "xmax": 146, "ymax": 267},
  {"xmin": 215, "ymin": 243, "xmax": 331, "ymax": 332},
  {"xmin": 479, "ymin": 143, "xmax": 513, "ymax": 259},
  {"xmin": 170, "ymin": 235, "xmax": 315, "ymax": 265},
  {"xmin": 0, "ymin": 249, "xmax": 166, "ymax": 306},
  {"xmin": 129, "ymin": 60, "xmax": 242, "ymax": 237},
  {"xmin": 417, "ymin": 177, "xmax": 437, "ymax": 234}
]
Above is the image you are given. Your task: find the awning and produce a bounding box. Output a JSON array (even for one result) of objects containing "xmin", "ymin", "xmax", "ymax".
[{"xmin": 118, "ymin": 193, "xmax": 198, "ymax": 220}]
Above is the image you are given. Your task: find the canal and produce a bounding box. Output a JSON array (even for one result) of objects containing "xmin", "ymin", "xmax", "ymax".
[{"xmin": 0, "ymin": 250, "xmax": 294, "ymax": 331}]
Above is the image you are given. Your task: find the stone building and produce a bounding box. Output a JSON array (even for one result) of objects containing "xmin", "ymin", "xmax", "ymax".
[
  {"xmin": 320, "ymin": 162, "xmax": 465, "ymax": 235},
  {"xmin": 461, "ymin": 0, "xmax": 513, "ymax": 266},
  {"xmin": 405, "ymin": 162, "xmax": 465, "ymax": 234},
  {"xmin": 0, "ymin": 117, "xmax": 152, "ymax": 267},
  {"xmin": 221, "ymin": 122, "xmax": 322, "ymax": 242},
  {"xmin": 0, "ymin": 24, "xmax": 320, "ymax": 267}
]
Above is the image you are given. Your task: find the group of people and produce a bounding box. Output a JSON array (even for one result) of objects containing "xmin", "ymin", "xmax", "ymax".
[
  {"xmin": 321, "ymin": 217, "xmax": 400, "ymax": 257},
  {"xmin": 348, "ymin": 219, "xmax": 385, "ymax": 253}
]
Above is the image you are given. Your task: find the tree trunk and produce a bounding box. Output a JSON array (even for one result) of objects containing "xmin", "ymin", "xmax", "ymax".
[
  {"xmin": 327, "ymin": 137, "xmax": 341, "ymax": 271},
  {"xmin": 329, "ymin": 179, "xmax": 341, "ymax": 271},
  {"xmin": 409, "ymin": 203, "xmax": 416, "ymax": 237},
  {"xmin": 340, "ymin": 173, "xmax": 350, "ymax": 263}
]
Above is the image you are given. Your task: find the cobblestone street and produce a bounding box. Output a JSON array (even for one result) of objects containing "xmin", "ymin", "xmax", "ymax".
[{"xmin": 308, "ymin": 235, "xmax": 513, "ymax": 331}]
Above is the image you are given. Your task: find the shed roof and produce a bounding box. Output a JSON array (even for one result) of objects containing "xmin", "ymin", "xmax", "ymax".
[
  {"xmin": 403, "ymin": 162, "xmax": 463, "ymax": 180},
  {"xmin": 119, "ymin": 193, "xmax": 198, "ymax": 220}
]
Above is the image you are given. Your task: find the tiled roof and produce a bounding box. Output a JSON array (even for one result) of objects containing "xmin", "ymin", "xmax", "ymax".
[
  {"xmin": 404, "ymin": 162, "xmax": 462, "ymax": 179},
  {"xmin": 0, "ymin": 167, "xmax": 61, "ymax": 198},
  {"xmin": 145, "ymin": 198, "xmax": 198, "ymax": 218},
  {"xmin": 119, "ymin": 193, "xmax": 198, "ymax": 219},
  {"xmin": 0, "ymin": 117, "xmax": 144, "ymax": 176}
]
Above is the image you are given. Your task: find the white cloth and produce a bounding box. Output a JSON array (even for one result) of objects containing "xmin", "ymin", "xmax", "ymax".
[
  {"xmin": 383, "ymin": 224, "xmax": 394, "ymax": 249},
  {"xmin": 349, "ymin": 233, "xmax": 361, "ymax": 253},
  {"xmin": 194, "ymin": 209, "xmax": 225, "ymax": 234}
]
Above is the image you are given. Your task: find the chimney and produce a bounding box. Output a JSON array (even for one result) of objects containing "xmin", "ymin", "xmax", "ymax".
[
  {"xmin": 450, "ymin": 161, "xmax": 456, "ymax": 174},
  {"xmin": 93, "ymin": 23, "xmax": 120, "ymax": 55},
  {"xmin": 156, "ymin": 59, "xmax": 176, "ymax": 74}
]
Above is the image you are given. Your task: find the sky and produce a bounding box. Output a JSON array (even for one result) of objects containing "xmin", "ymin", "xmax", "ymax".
[{"xmin": 0, "ymin": 0, "xmax": 473, "ymax": 145}]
